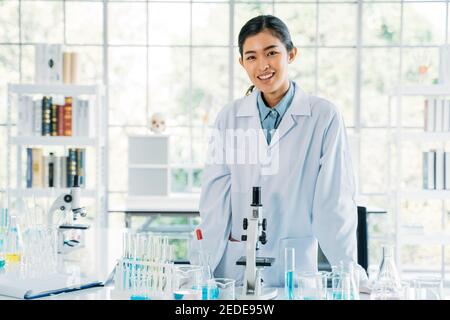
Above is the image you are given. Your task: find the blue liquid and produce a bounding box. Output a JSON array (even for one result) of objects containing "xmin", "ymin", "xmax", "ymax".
[
  {"xmin": 332, "ymin": 291, "xmax": 353, "ymax": 300},
  {"xmin": 192, "ymin": 285, "xmax": 212, "ymax": 300},
  {"xmin": 202, "ymin": 286, "xmax": 210, "ymax": 300},
  {"xmin": 208, "ymin": 287, "xmax": 220, "ymax": 300},
  {"xmin": 0, "ymin": 260, "xmax": 4, "ymax": 269},
  {"xmin": 173, "ymin": 292, "xmax": 184, "ymax": 300},
  {"xmin": 285, "ymin": 271, "xmax": 294, "ymax": 300},
  {"xmin": 130, "ymin": 295, "xmax": 149, "ymax": 300}
]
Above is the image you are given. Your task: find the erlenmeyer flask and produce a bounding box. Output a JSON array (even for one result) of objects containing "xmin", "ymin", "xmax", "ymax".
[{"xmin": 371, "ymin": 246, "xmax": 402, "ymax": 300}]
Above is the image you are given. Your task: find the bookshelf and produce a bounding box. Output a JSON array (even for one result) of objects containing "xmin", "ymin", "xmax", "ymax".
[
  {"xmin": 5, "ymin": 83, "xmax": 107, "ymax": 227},
  {"xmin": 389, "ymin": 84, "xmax": 450, "ymax": 279}
]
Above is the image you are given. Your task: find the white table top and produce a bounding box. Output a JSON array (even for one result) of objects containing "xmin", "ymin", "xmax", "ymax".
[
  {"xmin": 118, "ymin": 193, "xmax": 200, "ymax": 213},
  {"xmin": 0, "ymin": 227, "xmax": 447, "ymax": 300}
]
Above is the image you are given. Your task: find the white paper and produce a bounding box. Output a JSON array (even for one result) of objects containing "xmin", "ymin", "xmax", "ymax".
[{"xmin": 0, "ymin": 273, "xmax": 100, "ymax": 299}]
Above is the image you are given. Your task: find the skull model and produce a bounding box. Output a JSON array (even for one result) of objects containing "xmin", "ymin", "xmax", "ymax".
[{"xmin": 150, "ymin": 112, "xmax": 167, "ymax": 134}]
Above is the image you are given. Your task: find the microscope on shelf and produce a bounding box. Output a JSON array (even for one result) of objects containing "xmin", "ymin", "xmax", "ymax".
[
  {"xmin": 48, "ymin": 176, "xmax": 90, "ymax": 254},
  {"xmin": 236, "ymin": 187, "xmax": 278, "ymax": 300}
]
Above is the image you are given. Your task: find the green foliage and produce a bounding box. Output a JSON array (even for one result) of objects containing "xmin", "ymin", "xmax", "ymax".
[
  {"xmin": 172, "ymin": 169, "xmax": 188, "ymax": 192},
  {"xmin": 380, "ymin": 23, "xmax": 395, "ymax": 42}
]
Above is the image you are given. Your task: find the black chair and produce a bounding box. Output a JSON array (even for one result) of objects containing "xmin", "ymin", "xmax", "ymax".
[{"xmin": 318, "ymin": 206, "xmax": 368, "ymax": 272}]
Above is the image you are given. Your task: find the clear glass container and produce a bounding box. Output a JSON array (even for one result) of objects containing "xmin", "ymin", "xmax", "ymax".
[
  {"xmin": 370, "ymin": 246, "xmax": 402, "ymax": 300},
  {"xmin": 5, "ymin": 215, "xmax": 21, "ymax": 264},
  {"xmin": 284, "ymin": 247, "xmax": 295, "ymax": 300}
]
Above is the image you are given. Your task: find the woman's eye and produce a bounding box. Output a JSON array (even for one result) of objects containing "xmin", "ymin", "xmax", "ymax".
[
  {"xmin": 268, "ymin": 51, "xmax": 278, "ymax": 56},
  {"xmin": 246, "ymin": 56, "xmax": 255, "ymax": 61}
]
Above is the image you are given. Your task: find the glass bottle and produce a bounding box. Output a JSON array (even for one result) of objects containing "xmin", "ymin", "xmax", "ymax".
[{"xmin": 370, "ymin": 246, "xmax": 402, "ymax": 300}]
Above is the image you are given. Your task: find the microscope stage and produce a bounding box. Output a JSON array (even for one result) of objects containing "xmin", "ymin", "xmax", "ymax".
[
  {"xmin": 236, "ymin": 256, "xmax": 275, "ymax": 267},
  {"xmin": 59, "ymin": 224, "xmax": 90, "ymax": 230}
]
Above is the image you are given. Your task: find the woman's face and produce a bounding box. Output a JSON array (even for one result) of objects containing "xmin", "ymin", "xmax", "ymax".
[{"xmin": 239, "ymin": 30, "xmax": 297, "ymax": 95}]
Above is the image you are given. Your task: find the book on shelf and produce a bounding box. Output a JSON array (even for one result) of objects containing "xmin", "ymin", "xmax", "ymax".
[
  {"xmin": 26, "ymin": 148, "xmax": 86, "ymax": 189},
  {"xmin": 435, "ymin": 150, "xmax": 444, "ymax": 190},
  {"xmin": 423, "ymin": 150, "xmax": 436, "ymax": 190},
  {"xmin": 424, "ymin": 99, "xmax": 434, "ymax": 132},
  {"xmin": 17, "ymin": 95, "xmax": 33, "ymax": 136},
  {"xmin": 31, "ymin": 148, "xmax": 44, "ymax": 188},
  {"xmin": 62, "ymin": 52, "xmax": 79, "ymax": 85},
  {"xmin": 64, "ymin": 96, "xmax": 72, "ymax": 136},
  {"xmin": 57, "ymin": 104, "xmax": 64, "ymax": 136},
  {"xmin": 16, "ymin": 95, "xmax": 90, "ymax": 138},
  {"xmin": 50, "ymin": 103, "xmax": 57, "ymax": 136},
  {"xmin": 422, "ymin": 149, "xmax": 450, "ymax": 190},
  {"xmin": 445, "ymin": 152, "xmax": 450, "ymax": 190},
  {"xmin": 444, "ymin": 100, "xmax": 450, "ymax": 132},
  {"xmin": 33, "ymin": 100, "xmax": 41, "ymax": 136},
  {"xmin": 41, "ymin": 96, "xmax": 52, "ymax": 136},
  {"xmin": 72, "ymin": 98, "xmax": 90, "ymax": 137},
  {"xmin": 35, "ymin": 44, "xmax": 62, "ymax": 84},
  {"xmin": 424, "ymin": 97, "xmax": 450, "ymax": 133},
  {"xmin": 435, "ymin": 98, "xmax": 443, "ymax": 132}
]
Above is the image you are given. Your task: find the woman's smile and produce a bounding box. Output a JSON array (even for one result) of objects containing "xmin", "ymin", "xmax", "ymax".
[{"xmin": 257, "ymin": 71, "xmax": 275, "ymax": 82}]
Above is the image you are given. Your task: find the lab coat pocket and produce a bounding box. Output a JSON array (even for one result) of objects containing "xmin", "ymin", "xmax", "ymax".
[
  {"xmin": 278, "ymin": 237, "xmax": 318, "ymax": 285},
  {"xmin": 214, "ymin": 240, "xmax": 245, "ymax": 286}
]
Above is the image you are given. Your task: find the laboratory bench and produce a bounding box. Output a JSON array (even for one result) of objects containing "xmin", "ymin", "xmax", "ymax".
[{"xmin": 0, "ymin": 227, "xmax": 448, "ymax": 300}]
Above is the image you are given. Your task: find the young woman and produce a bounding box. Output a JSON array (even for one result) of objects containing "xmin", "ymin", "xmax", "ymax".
[{"xmin": 194, "ymin": 15, "xmax": 366, "ymax": 289}]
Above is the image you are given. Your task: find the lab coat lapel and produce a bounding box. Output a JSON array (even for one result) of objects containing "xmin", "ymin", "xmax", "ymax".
[
  {"xmin": 268, "ymin": 85, "xmax": 311, "ymax": 149},
  {"xmin": 236, "ymin": 90, "xmax": 268, "ymax": 147}
]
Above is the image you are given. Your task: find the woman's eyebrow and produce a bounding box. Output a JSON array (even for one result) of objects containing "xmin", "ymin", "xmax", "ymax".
[{"xmin": 244, "ymin": 45, "xmax": 279, "ymax": 56}]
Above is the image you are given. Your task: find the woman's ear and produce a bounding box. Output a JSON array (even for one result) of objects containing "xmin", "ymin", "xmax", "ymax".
[
  {"xmin": 239, "ymin": 56, "xmax": 244, "ymax": 67},
  {"xmin": 288, "ymin": 47, "xmax": 298, "ymax": 64}
]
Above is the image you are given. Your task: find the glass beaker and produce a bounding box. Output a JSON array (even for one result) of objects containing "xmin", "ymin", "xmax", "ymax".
[
  {"xmin": 331, "ymin": 272, "xmax": 351, "ymax": 300},
  {"xmin": 413, "ymin": 277, "xmax": 443, "ymax": 300},
  {"xmin": 207, "ymin": 278, "xmax": 235, "ymax": 300},
  {"xmin": 297, "ymin": 272, "xmax": 326, "ymax": 300},
  {"xmin": 400, "ymin": 281, "xmax": 415, "ymax": 300},
  {"xmin": 284, "ymin": 247, "xmax": 295, "ymax": 300},
  {"xmin": 173, "ymin": 265, "xmax": 203, "ymax": 300},
  {"xmin": 317, "ymin": 271, "xmax": 330, "ymax": 300}
]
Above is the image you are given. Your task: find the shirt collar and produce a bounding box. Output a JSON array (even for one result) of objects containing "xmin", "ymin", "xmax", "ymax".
[
  {"xmin": 257, "ymin": 81, "xmax": 295, "ymax": 121},
  {"xmin": 236, "ymin": 81, "xmax": 311, "ymax": 118}
]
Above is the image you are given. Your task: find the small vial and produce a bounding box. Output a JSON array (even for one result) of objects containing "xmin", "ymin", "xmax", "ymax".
[{"xmin": 284, "ymin": 247, "xmax": 295, "ymax": 300}]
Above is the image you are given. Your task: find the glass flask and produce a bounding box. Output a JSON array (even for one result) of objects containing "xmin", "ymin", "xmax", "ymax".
[{"xmin": 370, "ymin": 246, "xmax": 402, "ymax": 300}]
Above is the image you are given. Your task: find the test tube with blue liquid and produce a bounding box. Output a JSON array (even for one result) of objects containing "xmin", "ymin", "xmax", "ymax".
[
  {"xmin": 0, "ymin": 207, "xmax": 7, "ymax": 269},
  {"xmin": 285, "ymin": 247, "xmax": 295, "ymax": 300},
  {"xmin": 194, "ymin": 228, "xmax": 212, "ymax": 300}
]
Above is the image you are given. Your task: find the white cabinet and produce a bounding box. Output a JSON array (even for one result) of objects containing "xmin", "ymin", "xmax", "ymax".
[{"xmin": 128, "ymin": 135, "xmax": 170, "ymax": 197}]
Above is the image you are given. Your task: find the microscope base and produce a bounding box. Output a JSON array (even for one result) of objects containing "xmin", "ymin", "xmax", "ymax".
[{"xmin": 235, "ymin": 287, "xmax": 278, "ymax": 300}]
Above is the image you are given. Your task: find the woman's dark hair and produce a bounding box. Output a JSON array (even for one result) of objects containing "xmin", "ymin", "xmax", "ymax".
[{"xmin": 238, "ymin": 15, "xmax": 294, "ymax": 95}]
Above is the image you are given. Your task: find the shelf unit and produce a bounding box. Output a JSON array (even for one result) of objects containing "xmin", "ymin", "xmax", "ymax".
[
  {"xmin": 127, "ymin": 135, "xmax": 170, "ymax": 197},
  {"xmin": 389, "ymin": 84, "xmax": 450, "ymax": 280},
  {"xmin": 6, "ymin": 83, "xmax": 108, "ymax": 227}
]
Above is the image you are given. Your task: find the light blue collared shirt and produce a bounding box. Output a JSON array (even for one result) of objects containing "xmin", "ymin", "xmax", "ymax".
[{"xmin": 257, "ymin": 81, "xmax": 295, "ymax": 144}]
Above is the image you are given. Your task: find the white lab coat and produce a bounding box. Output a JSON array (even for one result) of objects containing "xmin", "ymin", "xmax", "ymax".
[{"xmin": 193, "ymin": 82, "xmax": 361, "ymax": 287}]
